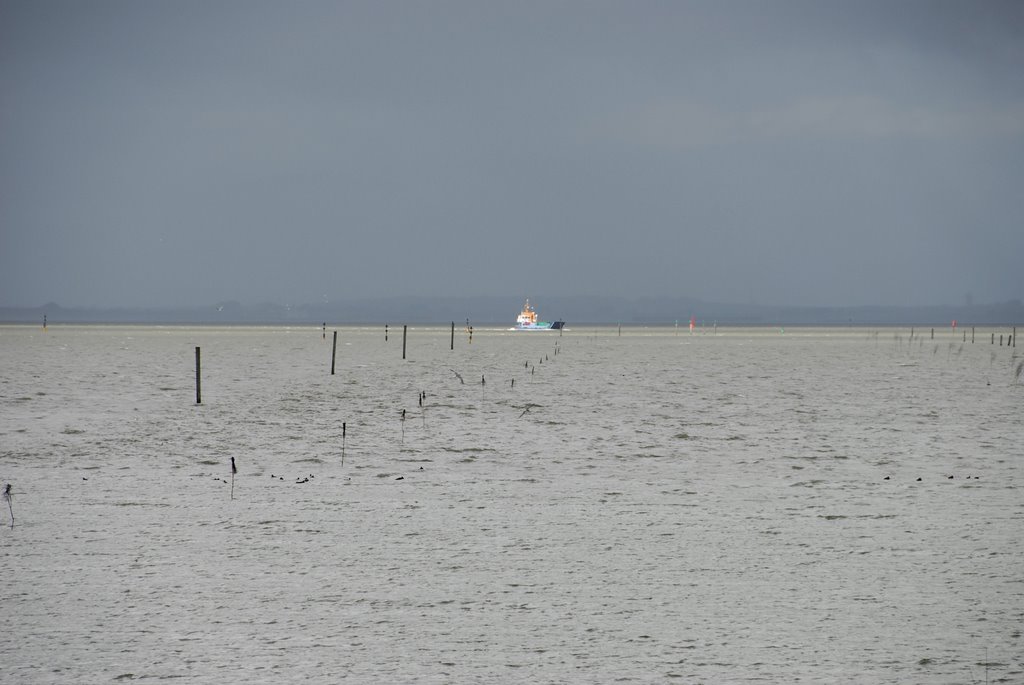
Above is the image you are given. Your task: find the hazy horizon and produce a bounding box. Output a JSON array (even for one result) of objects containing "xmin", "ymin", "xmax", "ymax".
[
  {"xmin": 5, "ymin": 291, "xmax": 1024, "ymax": 312},
  {"xmin": 2, "ymin": 1, "xmax": 1022, "ymax": 309},
  {"xmin": 4, "ymin": 292, "xmax": 1022, "ymax": 328}
]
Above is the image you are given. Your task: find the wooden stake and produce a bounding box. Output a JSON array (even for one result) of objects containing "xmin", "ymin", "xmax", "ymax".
[
  {"xmin": 451, "ymin": 321, "xmax": 455, "ymax": 351},
  {"xmin": 3, "ymin": 483, "xmax": 12, "ymax": 528},
  {"xmin": 331, "ymin": 330, "xmax": 338, "ymax": 375},
  {"xmin": 342, "ymin": 422, "xmax": 346, "ymax": 467},
  {"xmin": 195, "ymin": 347, "xmax": 202, "ymax": 405},
  {"xmin": 403, "ymin": 325, "xmax": 407, "ymax": 360}
]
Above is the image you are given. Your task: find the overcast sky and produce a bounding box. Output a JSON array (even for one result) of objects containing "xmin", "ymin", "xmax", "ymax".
[{"xmin": 1, "ymin": 1, "xmax": 1022, "ymax": 309}]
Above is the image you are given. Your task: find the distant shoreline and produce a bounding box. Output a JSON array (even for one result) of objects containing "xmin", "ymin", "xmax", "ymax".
[{"xmin": 1, "ymin": 296, "xmax": 1020, "ymax": 327}]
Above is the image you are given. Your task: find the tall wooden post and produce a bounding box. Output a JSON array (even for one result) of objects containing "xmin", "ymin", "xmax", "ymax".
[
  {"xmin": 451, "ymin": 321, "xmax": 455, "ymax": 351},
  {"xmin": 195, "ymin": 347, "xmax": 202, "ymax": 405},
  {"xmin": 331, "ymin": 331, "xmax": 337, "ymax": 375},
  {"xmin": 403, "ymin": 325, "xmax": 407, "ymax": 360}
]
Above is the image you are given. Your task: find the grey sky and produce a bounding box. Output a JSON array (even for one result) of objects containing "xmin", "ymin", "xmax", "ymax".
[{"xmin": 2, "ymin": 0, "xmax": 1022, "ymax": 308}]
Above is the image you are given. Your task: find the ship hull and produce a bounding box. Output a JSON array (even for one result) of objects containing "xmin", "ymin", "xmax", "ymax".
[{"xmin": 513, "ymin": 321, "xmax": 565, "ymax": 331}]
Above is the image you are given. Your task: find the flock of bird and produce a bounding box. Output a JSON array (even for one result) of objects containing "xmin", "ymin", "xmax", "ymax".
[{"xmin": 884, "ymin": 475, "xmax": 980, "ymax": 481}]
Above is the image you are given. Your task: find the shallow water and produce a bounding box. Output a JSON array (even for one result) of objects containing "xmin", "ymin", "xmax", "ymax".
[{"xmin": 1, "ymin": 324, "xmax": 1021, "ymax": 683}]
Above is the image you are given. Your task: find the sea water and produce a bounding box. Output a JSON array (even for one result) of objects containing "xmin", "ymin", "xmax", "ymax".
[{"xmin": 0, "ymin": 324, "xmax": 1021, "ymax": 683}]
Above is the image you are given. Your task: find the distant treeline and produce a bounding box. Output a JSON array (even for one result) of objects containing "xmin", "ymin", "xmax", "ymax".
[{"xmin": 1, "ymin": 296, "xmax": 1021, "ymax": 326}]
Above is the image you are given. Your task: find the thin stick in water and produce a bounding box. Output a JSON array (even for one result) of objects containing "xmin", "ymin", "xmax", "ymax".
[
  {"xmin": 331, "ymin": 330, "xmax": 337, "ymax": 375},
  {"xmin": 195, "ymin": 346, "xmax": 202, "ymax": 405},
  {"xmin": 3, "ymin": 483, "xmax": 12, "ymax": 528},
  {"xmin": 230, "ymin": 457, "xmax": 237, "ymax": 500}
]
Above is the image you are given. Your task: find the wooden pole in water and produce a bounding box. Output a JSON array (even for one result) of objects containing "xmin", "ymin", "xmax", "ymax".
[
  {"xmin": 451, "ymin": 321, "xmax": 455, "ymax": 351},
  {"xmin": 322, "ymin": 322, "xmax": 326, "ymax": 340},
  {"xmin": 195, "ymin": 347, "xmax": 202, "ymax": 405},
  {"xmin": 331, "ymin": 330, "xmax": 337, "ymax": 375},
  {"xmin": 385, "ymin": 324, "xmax": 388, "ymax": 342},
  {"xmin": 4, "ymin": 483, "xmax": 13, "ymax": 528},
  {"xmin": 972, "ymin": 326, "xmax": 975, "ymax": 343},
  {"xmin": 341, "ymin": 422, "xmax": 346, "ymax": 467},
  {"xmin": 403, "ymin": 325, "xmax": 407, "ymax": 360},
  {"xmin": 931, "ymin": 328, "xmax": 934, "ymax": 340}
]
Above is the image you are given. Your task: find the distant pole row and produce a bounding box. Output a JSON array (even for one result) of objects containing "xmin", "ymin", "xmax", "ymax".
[
  {"xmin": 320, "ymin": 322, "xmax": 467, "ymax": 373},
  {"xmin": 914, "ymin": 324, "xmax": 1016, "ymax": 347}
]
